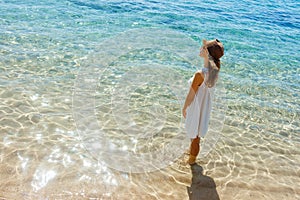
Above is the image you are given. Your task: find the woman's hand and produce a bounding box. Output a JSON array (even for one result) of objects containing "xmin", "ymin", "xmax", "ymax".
[{"xmin": 182, "ymin": 108, "xmax": 187, "ymax": 118}]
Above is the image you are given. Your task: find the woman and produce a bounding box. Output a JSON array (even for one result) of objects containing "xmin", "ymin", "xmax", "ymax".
[{"xmin": 182, "ymin": 39, "xmax": 224, "ymax": 165}]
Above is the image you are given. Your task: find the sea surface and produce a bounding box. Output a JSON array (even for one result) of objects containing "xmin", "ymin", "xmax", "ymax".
[{"xmin": 0, "ymin": 0, "xmax": 299, "ymax": 199}]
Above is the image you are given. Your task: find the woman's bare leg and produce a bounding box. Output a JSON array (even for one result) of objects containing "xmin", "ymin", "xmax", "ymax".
[{"xmin": 188, "ymin": 136, "xmax": 200, "ymax": 164}]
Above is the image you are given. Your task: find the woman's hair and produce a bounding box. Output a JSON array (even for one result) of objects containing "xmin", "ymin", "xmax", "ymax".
[
  {"xmin": 207, "ymin": 39, "xmax": 224, "ymax": 69},
  {"xmin": 205, "ymin": 39, "xmax": 224, "ymax": 88},
  {"xmin": 205, "ymin": 57, "xmax": 219, "ymax": 88}
]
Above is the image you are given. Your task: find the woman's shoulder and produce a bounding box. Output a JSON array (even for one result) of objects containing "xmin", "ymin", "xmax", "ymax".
[
  {"xmin": 194, "ymin": 69, "xmax": 205, "ymax": 79},
  {"xmin": 193, "ymin": 70, "xmax": 204, "ymax": 84}
]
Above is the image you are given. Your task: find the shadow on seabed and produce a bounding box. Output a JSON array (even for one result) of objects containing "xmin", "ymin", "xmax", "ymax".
[{"xmin": 187, "ymin": 163, "xmax": 220, "ymax": 200}]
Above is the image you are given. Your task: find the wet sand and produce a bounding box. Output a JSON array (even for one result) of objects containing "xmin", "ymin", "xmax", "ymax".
[{"xmin": 1, "ymin": 128, "xmax": 299, "ymax": 199}]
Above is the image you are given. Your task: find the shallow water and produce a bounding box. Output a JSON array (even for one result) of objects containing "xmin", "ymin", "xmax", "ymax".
[{"xmin": 1, "ymin": 0, "xmax": 299, "ymax": 199}]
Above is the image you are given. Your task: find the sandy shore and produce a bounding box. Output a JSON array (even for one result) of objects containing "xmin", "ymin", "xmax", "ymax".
[{"xmin": 1, "ymin": 149, "xmax": 299, "ymax": 200}]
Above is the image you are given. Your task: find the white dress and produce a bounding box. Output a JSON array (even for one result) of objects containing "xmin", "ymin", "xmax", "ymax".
[{"xmin": 185, "ymin": 68, "xmax": 216, "ymax": 139}]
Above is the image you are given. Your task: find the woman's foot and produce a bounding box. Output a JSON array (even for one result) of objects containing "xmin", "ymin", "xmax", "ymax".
[{"xmin": 187, "ymin": 155, "xmax": 196, "ymax": 165}]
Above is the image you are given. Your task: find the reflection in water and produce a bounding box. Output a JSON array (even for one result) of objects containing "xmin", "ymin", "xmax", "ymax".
[
  {"xmin": 187, "ymin": 163, "xmax": 220, "ymax": 200},
  {"xmin": 32, "ymin": 169, "xmax": 57, "ymax": 191}
]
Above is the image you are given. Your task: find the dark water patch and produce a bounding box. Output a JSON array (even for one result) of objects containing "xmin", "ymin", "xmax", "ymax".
[{"xmin": 68, "ymin": 0, "xmax": 150, "ymax": 14}]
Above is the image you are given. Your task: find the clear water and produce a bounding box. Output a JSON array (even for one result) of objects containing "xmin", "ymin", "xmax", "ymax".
[{"xmin": 0, "ymin": 0, "xmax": 299, "ymax": 199}]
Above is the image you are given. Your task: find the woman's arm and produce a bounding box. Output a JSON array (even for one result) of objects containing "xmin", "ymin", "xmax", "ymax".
[{"xmin": 182, "ymin": 72, "xmax": 204, "ymax": 118}]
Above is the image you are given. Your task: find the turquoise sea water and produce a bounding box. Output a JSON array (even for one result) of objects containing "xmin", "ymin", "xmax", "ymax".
[{"xmin": 0, "ymin": 0, "xmax": 299, "ymax": 199}]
